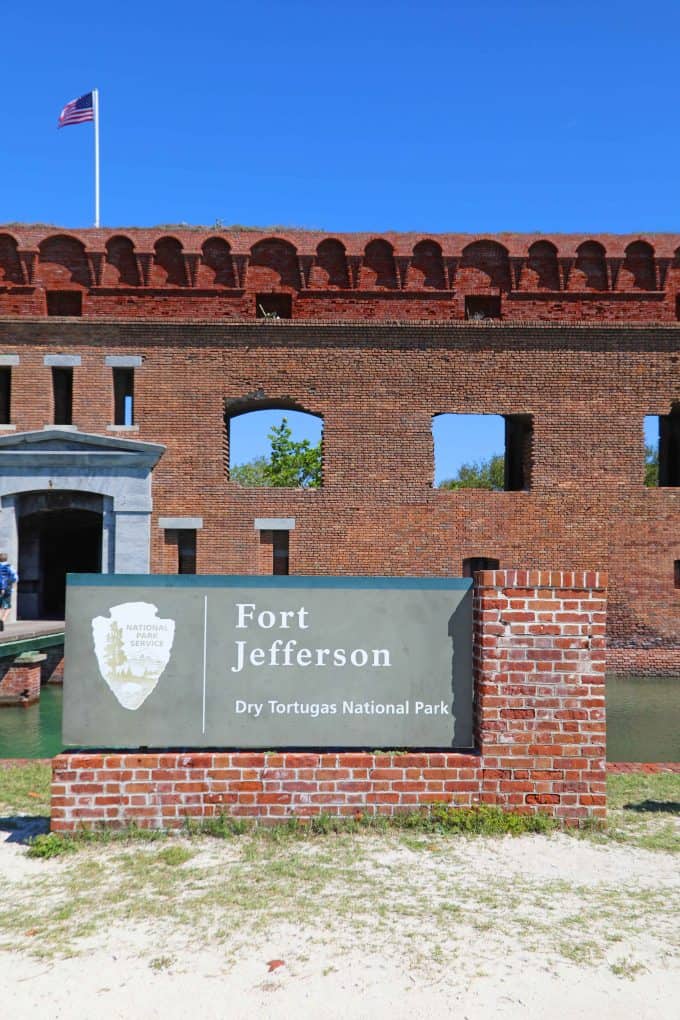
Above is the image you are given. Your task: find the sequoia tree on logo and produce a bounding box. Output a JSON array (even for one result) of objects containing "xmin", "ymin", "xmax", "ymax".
[
  {"xmin": 92, "ymin": 602, "xmax": 176, "ymax": 710},
  {"xmin": 104, "ymin": 621, "xmax": 127, "ymax": 677}
]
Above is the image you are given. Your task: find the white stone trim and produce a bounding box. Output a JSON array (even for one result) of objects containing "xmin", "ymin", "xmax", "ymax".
[
  {"xmin": 44, "ymin": 355, "xmax": 82, "ymax": 367},
  {"xmin": 254, "ymin": 517, "xmax": 295, "ymax": 531},
  {"xmin": 158, "ymin": 517, "xmax": 203, "ymax": 530},
  {"xmin": 105, "ymin": 356, "xmax": 143, "ymax": 367}
]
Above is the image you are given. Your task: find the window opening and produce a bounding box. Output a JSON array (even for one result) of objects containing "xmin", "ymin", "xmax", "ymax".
[
  {"xmin": 256, "ymin": 294, "xmax": 292, "ymax": 319},
  {"xmin": 504, "ymin": 415, "xmax": 532, "ymax": 491},
  {"xmin": 645, "ymin": 410, "xmax": 680, "ymax": 486},
  {"xmin": 0, "ymin": 367, "xmax": 10, "ymax": 424},
  {"xmin": 434, "ymin": 413, "xmax": 531, "ymax": 491},
  {"xmin": 113, "ymin": 367, "xmax": 134, "ymax": 425},
  {"xmin": 675, "ymin": 560, "xmax": 680, "ymax": 589},
  {"xmin": 272, "ymin": 531, "xmax": 290, "ymax": 575},
  {"xmin": 228, "ymin": 407, "xmax": 322, "ymax": 488},
  {"xmin": 46, "ymin": 291, "xmax": 82, "ymax": 317},
  {"xmin": 465, "ymin": 295, "xmax": 501, "ymax": 320},
  {"xmin": 644, "ymin": 416, "xmax": 659, "ymax": 486},
  {"xmin": 52, "ymin": 367, "xmax": 73, "ymax": 425},
  {"xmin": 660, "ymin": 406, "xmax": 680, "ymax": 487},
  {"xmin": 177, "ymin": 530, "xmax": 197, "ymax": 574},
  {"xmin": 463, "ymin": 557, "xmax": 500, "ymax": 577}
]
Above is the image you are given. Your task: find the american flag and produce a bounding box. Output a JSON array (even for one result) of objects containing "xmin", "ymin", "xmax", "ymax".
[{"xmin": 58, "ymin": 92, "xmax": 94, "ymax": 128}]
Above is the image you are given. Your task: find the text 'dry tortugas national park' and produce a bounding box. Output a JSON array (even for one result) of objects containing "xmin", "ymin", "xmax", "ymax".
[{"xmin": 0, "ymin": 225, "xmax": 676, "ymax": 827}]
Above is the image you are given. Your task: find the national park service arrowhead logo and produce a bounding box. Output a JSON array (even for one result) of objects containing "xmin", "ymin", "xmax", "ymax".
[{"xmin": 92, "ymin": 602, "xmax": 176, "ymax": 710}]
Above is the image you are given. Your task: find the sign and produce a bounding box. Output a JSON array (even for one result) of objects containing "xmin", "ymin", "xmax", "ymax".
[{"xmin": 63, "ymin": 575, "xmax": 473, "ymax": 749}]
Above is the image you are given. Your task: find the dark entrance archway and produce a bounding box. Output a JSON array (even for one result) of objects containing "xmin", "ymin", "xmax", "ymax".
[{"xmin": 17, "ymin": 492, "xmax": 103, "ymax": 620}]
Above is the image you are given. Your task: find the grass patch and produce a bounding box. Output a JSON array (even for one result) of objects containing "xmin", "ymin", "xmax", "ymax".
[
  {"xmin": 0, "ymin": 762, "xmax": 51, "ymax": 815},
  {"xmin": 149, "ymin": 955, "xmax": 175, "ymax": 971},
  {"xmin": 155, "ymin": 846, "xmax": 194, "ymax": 867},
  {"xmin": 193, "ymin": 804, "xmax": 557, "ymax": 839},
  {"xmin": 576, "ymin": 773, "xmax": 680, "ymax": 853},
  {"xmin": 26, "ymin": 833, "xmax": 76, "ymax": 859},
  {"xmin": 609, "ymin": 957, "xmax": 647, "ymax": 980},
  {"xmin": 23, "ymin": 805, "xmax": 557, "ymax": 855},
  {"xmin": 607, "ymin": 771, "xmax": 680, "ymax": 811}
]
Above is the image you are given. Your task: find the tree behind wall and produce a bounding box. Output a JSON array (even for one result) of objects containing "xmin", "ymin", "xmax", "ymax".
[
  {"xmin": 439, "ymin": 453, "xmax": 505, "ymax": 490},
  {"xmin": 439, "ymin": 447, "xmax": 659, "ymax": 489},
  {"xmin": 645, "ymin": 444, "xmax": 659, "ymax": 486},
  {"xmin": 231, "ymin": 418, "xmax": 322, "ymax": 488}
]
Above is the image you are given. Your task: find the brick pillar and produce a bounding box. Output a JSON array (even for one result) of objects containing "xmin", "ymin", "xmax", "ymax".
[
  {"xmin": 0, "ymin": 651, "xmax": 46, "ymax": 705},
  {"xmin": 474, "ymin": 570, "xmax": 607, "ymax": 821}
]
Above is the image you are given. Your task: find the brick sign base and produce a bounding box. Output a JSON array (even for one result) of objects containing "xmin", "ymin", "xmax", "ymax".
[{"xmin": 51, "ymin": 571, "xmax": 608, "ymax": 829}]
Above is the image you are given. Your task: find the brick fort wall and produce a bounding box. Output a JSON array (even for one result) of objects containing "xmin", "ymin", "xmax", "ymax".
[
  {"xmin": 1, "ymin": 226, "xmax": 679, "ymax": 650},
  {"xmin": 0, "ymin": 317, "xmax": 677, "ymax": 646}
]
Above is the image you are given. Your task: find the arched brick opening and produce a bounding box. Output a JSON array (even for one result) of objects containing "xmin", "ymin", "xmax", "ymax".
[
  {"xmin": 199, "ymin": 237, "xmax": 235, "ymax": 288},
  {"xmin": 104, "ymin": 235, "xmax": 140, "ymax": 286},
  {"xmin": 622, "ymin": 240, "xmax": 655, "ymax": 291},
  {"xmin": 574, "ymin": 240, "xmax": 608, "ymax": 290},
  {"xmin": 152, "ymin": 237, "xmax": 187, "ymax": 287},
  {"xmin": 315, "ymin": 238, "xmax": 348, "ymax": 288},
  {"xmin": 458, "ymin": 240, "xmax": 511, "ymax": 291},
  {"xmin": 362, "ymin": 239, "xmax": 397, "ymax": 289},
  {"xmin": 249, "ymin": 239, "xmax": 300, "ymax": 290},
  {"xmin": 527, "ymin": 240, "xmax": 559, "ymax": 290},
  {"xmin": 223, "ymin": 397, "xmax": 323, "ymax": 487},
  {"xmin": 0, "ymin": 233, "xmax": 23, "ymax": 284},
  {"xmin": 38, "ymin": 234, "xmax": 90, "ymax": 288},
  {"xmin": 412, "ymin": 240, "xmax": 445, "ymax": 289}
]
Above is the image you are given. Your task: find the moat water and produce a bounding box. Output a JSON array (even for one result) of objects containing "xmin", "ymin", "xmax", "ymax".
[{"xmin": 0, "ymin": 676, "xmax": 678, "ymax": 761}]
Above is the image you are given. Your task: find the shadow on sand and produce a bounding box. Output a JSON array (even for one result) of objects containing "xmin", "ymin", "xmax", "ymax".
[{"xmin": 0, "ymin": 815, "xmax": 50, "ymax": 844}]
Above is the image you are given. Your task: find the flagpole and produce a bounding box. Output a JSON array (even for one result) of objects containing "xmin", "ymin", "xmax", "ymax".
[{"xmin": 93, "ymin": 88, "xmax": 100, "ymax": 227}]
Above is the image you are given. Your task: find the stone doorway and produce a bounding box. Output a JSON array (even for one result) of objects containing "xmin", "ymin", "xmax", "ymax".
[
  {"xmin": 17, "ymin": 492, "xmax": 103, "ymax": 620},
  {"xmin": 0, "ymin": 429, "xmax": 166, "ymax": 623}
]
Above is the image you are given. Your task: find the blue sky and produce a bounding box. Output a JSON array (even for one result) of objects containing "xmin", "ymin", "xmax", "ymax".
[
  {"xmin": 1, "ymin": 2, "xmax": 671, "ymax": 473},
  {"xmin": 3, "ymin": 1, "xmax": 678, "ymax": 233}
]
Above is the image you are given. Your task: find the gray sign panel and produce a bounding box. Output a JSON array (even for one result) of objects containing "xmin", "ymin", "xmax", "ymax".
[{"xmin": 63, "ymin": 576, "xmax": 473, "ymax": 749}]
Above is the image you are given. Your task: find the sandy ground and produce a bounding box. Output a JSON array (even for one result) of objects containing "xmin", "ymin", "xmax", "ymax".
[{"xmin": 1, "ymin": 825, "xmax": 678, "ymax": 1019}]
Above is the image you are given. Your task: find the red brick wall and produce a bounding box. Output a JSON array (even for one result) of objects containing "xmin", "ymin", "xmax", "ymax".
[
  {"xmin": 0, "ymin": 318, "xmax": 677, "ymax": 646},
  {"xmin": 50, "ymin": 570, "xmax": 607, "ymax": 830},
  {"xmin": 606, "ymin": 647, "xmax": 680, "ymax": 675},
  {"xmin": 0, "ymin": 656, "xmax": 42, "ymax": 704}
]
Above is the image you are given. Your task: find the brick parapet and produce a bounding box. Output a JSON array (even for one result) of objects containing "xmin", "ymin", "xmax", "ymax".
[
  {"xmin": 51, "ymin": 570, "xmax": 608, "ymax": 830},
  {"xmin": 2, "ymin": 227, "xmax": 680, "ymax": 322}
]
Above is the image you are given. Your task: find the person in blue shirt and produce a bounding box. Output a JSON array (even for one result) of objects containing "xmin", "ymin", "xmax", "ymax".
[{"xmin": 0, "ymin": 552, "xmax": 18, "ymax": 631}]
